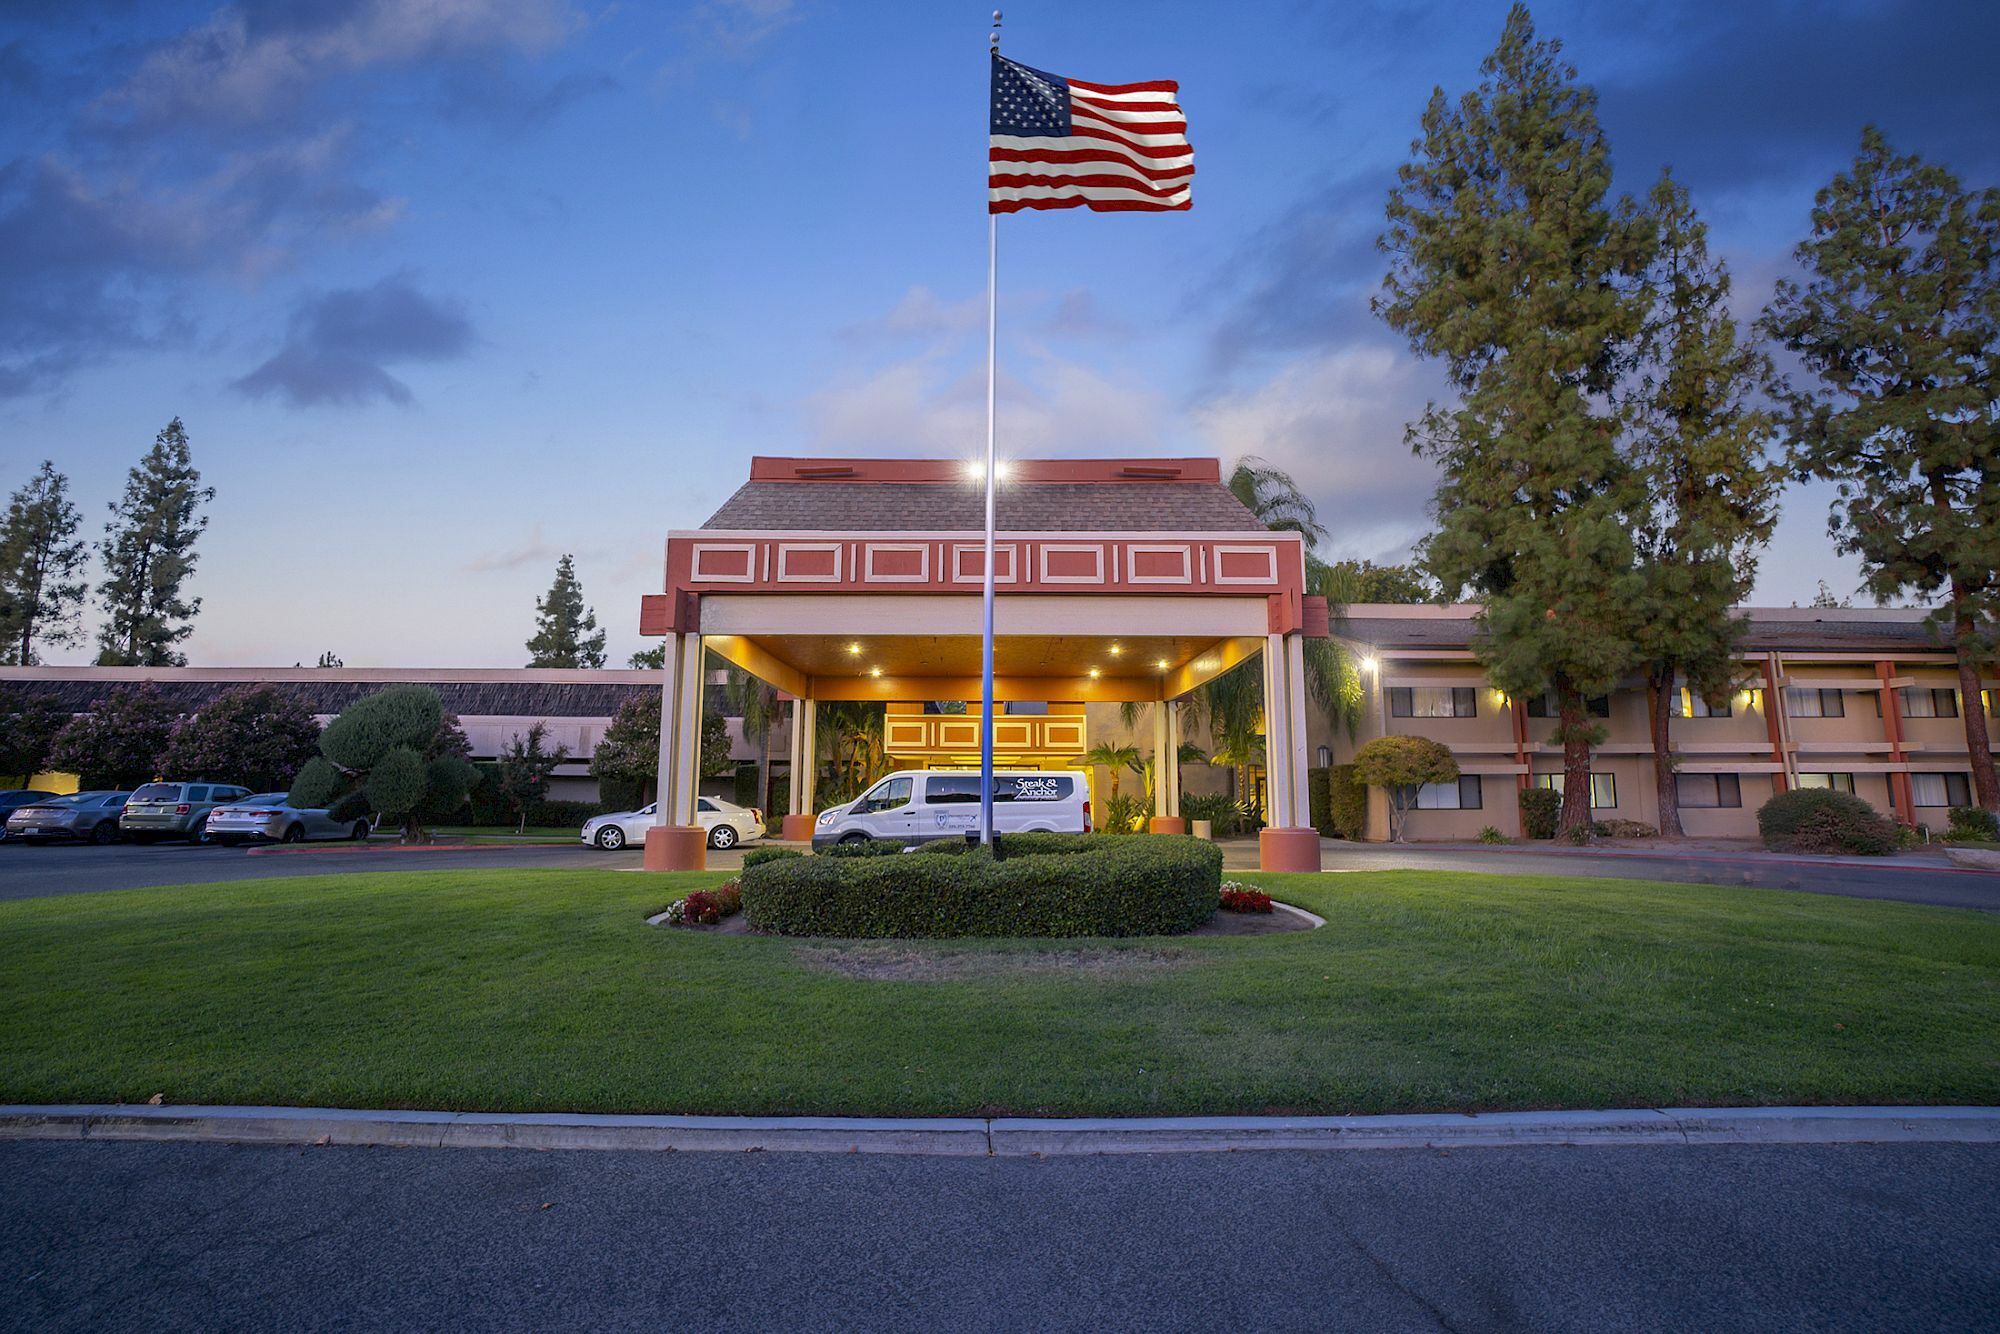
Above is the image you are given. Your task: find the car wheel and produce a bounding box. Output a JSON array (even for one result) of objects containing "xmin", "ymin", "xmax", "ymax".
[
  {"xmin": 192, "ymin": 828, "xmax": 213, "ymax": 846},
  {"xmin": 596, "ymin": 825, "xmax": 626, "ymax": 851},
  {"xmin": 709, "ymin": 823, "xmax": 738, "ymax": 850},
  {"xmin": 91, "ymin": 821, "xmax": 120, "ymax": 845},
  {"xmin": 350, "ymin": 821, "xmax": 371, "ymax": 841},
  {"xmin": 282, "ymin": 823, "xmax": 305, "ymax": 844}
]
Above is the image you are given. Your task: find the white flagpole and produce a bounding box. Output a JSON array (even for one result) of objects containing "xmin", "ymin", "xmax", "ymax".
[{"xmin": 980, "ymin": 12, "xmax": 1002, "ymax": 847}]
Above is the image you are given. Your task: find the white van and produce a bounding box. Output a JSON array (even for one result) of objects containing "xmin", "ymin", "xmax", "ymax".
[{"xmin": 811, "ymin": 770, "xmax": 1091, "ymax": 848}]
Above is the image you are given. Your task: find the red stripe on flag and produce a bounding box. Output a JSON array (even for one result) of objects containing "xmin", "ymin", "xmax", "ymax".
[
  {"xmin": 989, "ymin": 147, "xmax": 1194, "ymax": 183},
  {"xmin": 988, "ymin": 171, "xmax": 1189, "ymax": 200},
  {"xmin": 1067, "ymin": 76, "xmax": 1180, "ymax": 95},
  {"xmin": 991, "ymin": 194, "xmax": 1192, "ymax": 214}
]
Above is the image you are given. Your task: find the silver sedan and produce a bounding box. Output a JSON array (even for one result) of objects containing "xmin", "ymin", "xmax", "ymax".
[
  {"xmin": 5, "ymin": 791, "xmax": 131, "ymax": 844},
  {"xmin": 204, "ymin": 795, "xmax": 373, "ymax": 845}
]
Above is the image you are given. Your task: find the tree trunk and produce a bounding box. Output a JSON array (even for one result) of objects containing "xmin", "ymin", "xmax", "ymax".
[
  {"xmin": 1956, "ymin": 619, "xmax": 1999, "ymax": 812},
  {"xmin": 1649, "ymin": 667, "xmax": 1683, "ymax": 837},
  {"xmin": 1555, "ymin": 678, "xmax": 1594, "ymax": 839}
]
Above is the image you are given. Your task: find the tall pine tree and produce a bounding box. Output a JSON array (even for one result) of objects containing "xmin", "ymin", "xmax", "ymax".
[
  {"xmin": 1629, "ymin": 174, "xmax": 1783, "ymax": 835},
  {"xmin": 95, "ymin": 418, "xmax": 213, "ymax": 666},
  {"xmin": 525, "ymin": 554, "xmax": 606, "ymax": 668},
  {"xmin": 1376, "ymin": 6, "xmax": 1654, "ymax": 836},
  {"xmin": 1763, "ymin": 129, "xmax": 2000, "ymax": 813},
  {"xmin": 0, "ymin": 461, "xmax": 89, "ymax": 665}
]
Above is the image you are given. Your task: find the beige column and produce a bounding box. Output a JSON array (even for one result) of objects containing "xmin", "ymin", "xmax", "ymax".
[
  {"xmin": 644, "ymin": 632, "xmax": 709, "ymax": 870},
  {"xmin": 780, "ymin": 694, "xmax": 817, "ymax": 842},
  {"xmin": 1259, "ymin": 631, "xmax": 1321, "ymax": 872},
  {"xmin": 1149, "ymin": 698, "xmax": 1184, "ymax": 833}
]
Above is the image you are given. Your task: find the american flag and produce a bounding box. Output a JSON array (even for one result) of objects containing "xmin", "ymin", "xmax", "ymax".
[{"xmin": 988, "ymin": 53, "xmax": 1193, "ymax": 214}]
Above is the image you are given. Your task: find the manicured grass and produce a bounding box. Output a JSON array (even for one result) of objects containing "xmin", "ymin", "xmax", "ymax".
[{"xmin": 1, "ymin": 869, "xmax": 1995, "ymax": 1116}]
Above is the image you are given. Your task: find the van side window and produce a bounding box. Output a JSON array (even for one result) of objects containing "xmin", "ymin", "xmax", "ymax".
[
  {"xmin": 863, "ymin": 777, "xmax": 912, "ymax": 811},
  {"xmin": 925, "ymin": 776, "xmax": 982, "ymax": 804}
]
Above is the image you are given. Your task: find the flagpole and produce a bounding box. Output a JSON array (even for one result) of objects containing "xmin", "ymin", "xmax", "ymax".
[{"xmin": 979, "ymin": 11, "xmax": 1001, "ymax": 848}]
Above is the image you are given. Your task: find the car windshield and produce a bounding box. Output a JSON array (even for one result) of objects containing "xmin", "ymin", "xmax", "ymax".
[{"xmin": 130, "ymin": 783, "xmax": 181, "ymax": 801}]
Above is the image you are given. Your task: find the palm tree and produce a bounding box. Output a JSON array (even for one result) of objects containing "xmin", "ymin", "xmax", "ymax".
[
  {"xmin": 1084, "ymin": 741, "xmax": 1140, "ymax": 800},
  {"xmin": 1226, "ymin": 456, "xmax": 1328, "ymax": 545},
  {"xmin": 816, "ymin": 702, "xmax": 887, "ymax": 804},
  {"xmin": 721, "ymin": 663, "xmax": 779, "ymax": 814}
]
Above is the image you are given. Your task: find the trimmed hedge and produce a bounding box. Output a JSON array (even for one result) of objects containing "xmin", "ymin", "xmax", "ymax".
[
  {"xmin": 1306, "ymin": 766, "xmax": 1338, "ymax": 838},
  {"xmin": 741, "ymin": 833, "xmax": 1223, "ymax": 938},
  {"xmin": 1757, "ymin": 788, "xmax": 1896, "ymax": 856},
  {"xmin": 1328, "ymin": 764, "xmax": 1366, "ymax": 839},
  {"xmin": 741, "ymin": 846, "xmax": 804, "ymax": 871},
  {"xmin": 1519, "ymin": 787, "xmax": 1560, "ymax": 840}
]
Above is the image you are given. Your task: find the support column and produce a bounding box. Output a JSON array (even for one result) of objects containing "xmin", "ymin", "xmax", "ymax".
[
  {"xmin": 1149, "ymin": 698, "xmax": 1184, "ymax": 834},
  {"xmin": 1166, "ymin": 701, "xmax": 1182, "ymax": 816},
  {"xmin": 1879, "ymin": 658, "xmax": 1916, "ymax": 825},
  {"xmin": 644, "ymin": 631, "xmax": 709, "ymax": 871},
  {"xmin": 781, "ymin": 695, "xmax": 817, "ymax": 842},
  {"xmin": 1259, "ymin": 631, "xmax": 1322, "ymax": 873}
]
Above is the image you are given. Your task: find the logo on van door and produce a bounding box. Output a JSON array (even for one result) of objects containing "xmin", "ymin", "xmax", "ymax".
[{"xmin": 1012, "ymin": 776, "xmax": 1064, "ymax": 801}]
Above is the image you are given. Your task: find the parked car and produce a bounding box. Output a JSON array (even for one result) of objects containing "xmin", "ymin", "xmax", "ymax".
[
  {"xmin": 581, "ymin": 797, "xmax": 765, "ymax": 851},
  {"xmin": 119, "ymin": 782, "xmax": 254, "ymax": 844},
  {"xmin": 0, "ymin": 789, "xmax": 60, "ymax": 840},
  {"xmin": 204, "ymin": 794, "xmax": 373, "ymax": 845},
  {"xmin": 812, "ymin": 770, "xmax": 1091, "ymax": 849},
  {"xmin": 4, "ymin": 791, "xmax": 131, "ymax": 844}
]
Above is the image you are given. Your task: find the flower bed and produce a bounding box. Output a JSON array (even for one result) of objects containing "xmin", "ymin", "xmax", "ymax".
[
  {"xmin": 1219, "ymin": 881, "xmax": 1273, "ymax": 913},
  {"xmin": 740, "ymin": 833, "xmax": 1222, "ymax": 938},
  {"xmin": 663, "ymin": 879, "xmax": 743, "ymax": 927}
]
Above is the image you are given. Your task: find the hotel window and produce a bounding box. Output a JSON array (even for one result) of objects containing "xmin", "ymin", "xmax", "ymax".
[
  {"xmin": 1986, "ymin": 689, "xmax": 2000, "ymax": 718},
  {"xmin": 1911, "ymin": 773, "xmax": 1973, "ymax": 808},
  {"xmin": 1784, "ymin": 687, "xmax": 1845, "ymax": 718},
  {"xmin": 1675, "ymin": 773, "xmax": 1743, "ymax": 808},
  {"xmin": 1532, "ymin": 772, "xmax": 1617, "ymax": 808},
  {"xmin": 1389, "ymin": 686, "xmax": 1477, "ymax": 718},
  {"xmin": 1525, "ymin": 692, "xmax": 1611, "ymax": 719},
  {"xmin": 1795, "ymin": 773, "xmax": 1857, "ymax": 794},
  {"xmin": 1414, "ymin": 776, "xmax": 1484, "ymax": 810},
  {"xmin": 1674, "ymin": 689, "xmax": 1732, "ymax": 718},
  {"xmin": 1899, "ymin": 687, "xmax": 1959, "ymax": 719}
]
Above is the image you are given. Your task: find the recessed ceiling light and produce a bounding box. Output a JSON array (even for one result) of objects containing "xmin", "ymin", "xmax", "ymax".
[
  {"xmin": 1088, "ymin": 668, "xmax": 1100, "ymax": 679},
  {"xmin": 1108, "ymin": 644, "xmax": 1122, "ymax": 656},
  {"xmin": 847, "ymin": 642, "xmax": 862, "ymax": 655},
  {"xmin": 870, "ymin": 666, "xmax": 883, "ymax": 678},
  {"xmin": 1156, "ymin": 659, "xmax": 1170, "ymax": 671}
]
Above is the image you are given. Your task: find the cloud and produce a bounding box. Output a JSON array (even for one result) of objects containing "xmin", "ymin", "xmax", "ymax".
[
  {"xmin": 654, "ymin": 0, "xmax": 805, "ymax": 89},
  {"xmin": 1194, "ymin": 344, "xmax": 1444, "ymax": 560},
  {"xmin": 841, "ymin": 286, "xmax": 984, "ymax": 343},
  {"xmin": 232, "ymin": 274, "xmax": 474, "ymax": 407},
  {"xmin": 462, "ymin": 524, "xmax": 565, "ymax": 574}
]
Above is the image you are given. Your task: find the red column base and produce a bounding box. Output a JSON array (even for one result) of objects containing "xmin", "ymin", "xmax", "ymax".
[
  {"xmin": 643, "ymin": 825, "xmax": 708, "ymax": 871},
  {"xmin": 1258, "ymin": 826, "xmax": 1322, "ymax": 873},
  {"xmin": 779, "ymin": 813, "xmax": 816, "ymax": 843},
  {"xmin": 1148, "ymin": 816, "xmax": 1187, "ymax": 835}
]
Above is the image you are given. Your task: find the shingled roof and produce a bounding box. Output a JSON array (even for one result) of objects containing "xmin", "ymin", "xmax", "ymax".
[
  {"xmin": 699, "ymin": 457, "xmax": 1266, "ymax": 532},
  {"xmin": 0, "ymin": 670, "xmax": 659, "ymax": 718},
  {"xmin": 1334, "ymin": 606, "xmax": 1958, "ymax": 654}
]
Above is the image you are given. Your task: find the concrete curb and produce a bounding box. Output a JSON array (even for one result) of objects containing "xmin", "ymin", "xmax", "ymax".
[{"xmin": 2, "ymin": 1104, "xmax": 1994, "ymax": 1157}]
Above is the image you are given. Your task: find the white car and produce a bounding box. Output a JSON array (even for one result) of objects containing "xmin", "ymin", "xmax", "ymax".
[{"xmin": 581, "ymin": 797, "xmax": 766, "ymax": 852}]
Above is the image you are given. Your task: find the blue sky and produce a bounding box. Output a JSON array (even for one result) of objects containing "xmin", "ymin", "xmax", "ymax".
[{"xmin": 4, "ymin": 0, "xmax": 1996, "ymax": 667}]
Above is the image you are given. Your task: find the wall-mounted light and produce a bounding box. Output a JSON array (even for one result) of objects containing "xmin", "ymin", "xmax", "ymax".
[{"xmin": 1361, "ymin": 656, "xmax": 1379, "ymax": 675}]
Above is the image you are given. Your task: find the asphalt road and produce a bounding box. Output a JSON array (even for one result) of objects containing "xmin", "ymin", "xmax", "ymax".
[
  {"xmin": 3, "ymin": 835, "xmax": 1996, "ymax": 909},
  {"xmin": 2, "ymin": 1139, "xmax": 1994, "ymax": 1332}
]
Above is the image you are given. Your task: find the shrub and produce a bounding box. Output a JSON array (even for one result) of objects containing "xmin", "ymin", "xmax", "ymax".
[
  {"xmin": 1477, "ymin": 825, "xmax": 1508, "ymax": 844},
  {"xmin": 741, "ymin": 846, "xmax": 804, "ymax": 870},
  {"xmin": 1519, "ymin": 787, "xmax": 1561, "ymax": 840},
  {"xmin": 741, "ymin": 833, "xmax": 1222, "ymax": 938},
  {"xmin": 675, "ymin": 879, "xmax": 744, "ymax": 926},
  {"xmin": 1591, "ymin": 818, "xmax": 1658, "ymax": 839},
  {"xmin": 1328, "ymin": 764, "xmax": 1366, "ymax": 839},
  {"xmin": 1352, "ymin": 735, "xmax": 1459, "ymax": 842},
  {"xmin": 821, "ymin": 837, "xmax": 908, "ymax": 858},
  {"xmin": 1100, "ymin": 791, "xmax": 1149, "ymax": 834},
  {"xmin": 1947, "ymin": 806, "xmax": 2000, "ymax": 842},
  {"xmin": 1757, "ymin": 788, "xmax": 1896, "ymax": 856},
  {"xmin": 1219, "ymin": 881, "xmax": 1273, "ymax": 913},
  {"xmin": 1179, "ymin": 792, "xmax": 1236, "ymax": 834},
  {"xmin": 1306, "ymin": 767, "xmax": 1337, "ymax": 838},
  {"xmin": 733, "ymin": 763, "xmax": 759, "ymax": 809}
]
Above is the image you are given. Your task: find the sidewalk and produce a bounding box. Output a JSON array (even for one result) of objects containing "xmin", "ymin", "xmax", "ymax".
[{"xmin": 4, "ymin": 1103, "xmax": 1994, "ymax": 1156}]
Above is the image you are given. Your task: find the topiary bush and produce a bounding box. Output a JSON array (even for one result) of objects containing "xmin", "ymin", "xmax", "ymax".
[
  {"xmin": 1757, "ymin": 788, "xmax": 1896, "ymax": 856},
  {"xmin": 1519, "ymin": 787, "xmax": 1561, "ymax": 840},
  {"xmin": 1306, "ymin": 767, "xmax": 1338, "ymax": 838},
  {"xmin": 290, "ymin": 686, "xmax": 478, "ymax": 842},
  {"xmin": 742, "ymin": 833, "xmax": 1222, "ymax": 938},
  {"xmin": 1328, "ymin": 764, "xmax": 1366, "ymax": 839},
  {"xmin": 741, "ymin": 846, "xmax": 804, "ymax": 870}
]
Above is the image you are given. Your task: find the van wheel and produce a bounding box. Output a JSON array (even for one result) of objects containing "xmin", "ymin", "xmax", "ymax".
[{"xmin": 838, "ymin": 832, "xmax": 870, "ymax": 845}]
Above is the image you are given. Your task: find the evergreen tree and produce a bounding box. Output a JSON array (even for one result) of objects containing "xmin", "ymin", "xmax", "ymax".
[
  {"xmin": 1375, "ymin": 6, "xmax": 1655, "ymax": 836},
  {"xmin": 1629, "ymin": 174, "xmax": 1784, "ymax": 835},
  {"xmin": 591, "ymin": 695, "xmax": 661, "ymax": 806},
  {"xmin": 1762, "ymin": 128, "xmax": 2000, "ymax": 812},
  {"xmin": 289, "ymin": 686, "xmax": 477, "ymax": 842},
  {"xmin": 628, "ymin": 645, "xmax": 665, "ymax": 669},
  {"xmin": 95, "ymin": 418, "xmax": 213, "ymax": 666},
  {"xmin": 525, "ymin": 554, "xmax": 606, "ymax": 668},
  {"xmin": 1320, "ymin": 559, "xmax": 1437, "ymax": 605},
  {"xmin": 0, "ymin": 462, "xmax": 89, "ymax": 665}
]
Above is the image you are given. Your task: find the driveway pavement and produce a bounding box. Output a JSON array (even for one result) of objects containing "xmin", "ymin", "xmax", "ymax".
[
  {"xmin": 3, "ymin": 1138, "xmax": 1993, "ymax": 1331},
  {"xmin": 1, "ymin": 834, "xmax": 1995, "ymax": 910}
]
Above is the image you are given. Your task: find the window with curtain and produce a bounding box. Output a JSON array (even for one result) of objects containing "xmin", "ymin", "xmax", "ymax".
[
  {"xmin": 1674, "ymin": 773, "xmax": 1743, "ymax": 808},
  {"xmin": 1532, "ymin": 772, "xmax": 1617, "ymax": 808},
  {"xmin": 1525, "ymin": 693, "xmax": 1611, "ymax": 719},
  {"xmin": 1674, "ymin": 689, "xmax": 1731, "ymax": 718},
  {"xmin": 1795, "ymin": 773, "xmax": 1856, "ymax": 794},
  {"xmin": 1784, "ymin": 687, "xmax": 1845, "ymax": 718},
  {"xmin": 1911, "ymin": 773, "xmax": 1973, "ymax": 807},
  {"xmin": 1900, "ymin": 687, "xmax": 1959, "ymax": 719},
  {"xmin": 1389, "ymin": 686, "xmax": 1477, "ymax": 718},
  {"xmin": 1413, "ymin": 776, "xmax": 1483, "ymax": 809}
]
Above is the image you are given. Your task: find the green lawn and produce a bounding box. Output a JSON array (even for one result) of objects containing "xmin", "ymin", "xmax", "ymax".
[
  {"xmin": 1, "ymin": 869, "xmax": 1995, "ymax": 1117},
  {"xmin": 424, "ymin": 826, "xmax": 583, "ymax": 843}
]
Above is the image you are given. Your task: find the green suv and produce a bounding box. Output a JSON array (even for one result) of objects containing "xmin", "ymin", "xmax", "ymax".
[{"xmin": 119, "ymin": 782, "xmax": 253, "ymax": 844}]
